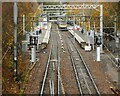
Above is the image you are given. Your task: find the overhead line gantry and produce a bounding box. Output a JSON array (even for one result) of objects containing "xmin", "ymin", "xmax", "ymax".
[{"xmin": 41, "ymin": 3, "xmax": 103, "ymax": 52}]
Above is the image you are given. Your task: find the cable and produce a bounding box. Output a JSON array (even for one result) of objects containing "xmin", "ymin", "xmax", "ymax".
[
  {"xmin": 18, "ymin": 4, "xmax": 41, "ymax": 34},
  {"xmin": 0, "ymin": 46, "xmax": 11, "ymax": 62}
]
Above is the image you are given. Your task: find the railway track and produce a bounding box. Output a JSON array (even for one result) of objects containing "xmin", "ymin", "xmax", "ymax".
[
  {"xmin": 63, "ymin": 31, "xmax": 100, "ymax": 95},
  {"xmin": 40, "ymin": 23, "xmax": 65, "ymax": 95}
]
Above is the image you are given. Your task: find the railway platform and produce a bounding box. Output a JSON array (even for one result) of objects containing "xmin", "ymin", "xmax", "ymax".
[
  {"xmin": 37, "ymin": 23, "xmax": 51, "ymax": 45},
  {"xmin": 74, "ymin": 29, "xmax": 88, "ymax": 43}
]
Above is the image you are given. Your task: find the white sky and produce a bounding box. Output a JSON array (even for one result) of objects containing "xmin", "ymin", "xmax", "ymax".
[{"xmin": 1, "ymin": 0, "xmax": 120, "ymax": 2}]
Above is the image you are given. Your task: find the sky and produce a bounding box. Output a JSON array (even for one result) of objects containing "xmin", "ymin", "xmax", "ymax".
[{"xmin": 1, "ymin": 0, "xmax": 120, "ymax": 2}]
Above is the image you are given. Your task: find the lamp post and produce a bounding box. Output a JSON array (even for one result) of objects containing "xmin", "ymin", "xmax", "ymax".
[
  {"xmin": 13, "ymin": 1, "xmax": 18, "ymax": 78},
  {"xmin": 82, "ymin": 10, "xmax": 85, "ymax": 34},
  {"xmin": 73, "ymin": 15, "xmax": 75, "ymax": 43},
  {"xmin": 114, "ymin": 15, "xmax": 117, "ymax": 36},
  {"xmin": 23, "ymin": 14, "xmax": 25, "ymax": 35},
  {"xmin": 100, "ymin": 5, "xmax": 103, "ymax": 53}
]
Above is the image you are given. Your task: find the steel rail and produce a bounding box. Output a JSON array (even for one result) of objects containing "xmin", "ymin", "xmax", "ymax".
[
  {"xmin": 40, "ymin": 43, "xmax": 52, "ymax": 95},
  {"xmin": 63, "ymin": 31, "xmax": 100, "ymax": 95},
  {"xmin": 49, "ymin": 80, "xmax": 52, "ymax": 95},
  {"xmin": 67, "ymin": 38, "xmax": 92, "ymax": 94},
  {"xmin": 40, "ymin": 24, "xmax": 63, "ymax": 95},
  {"xmin": 70, "ymin": 38, "xmax": 101, "ymax": 95},
  {"xmin": 57, "ymin": 27, "xmax": 62, "ymax": 95},
  {"xmin": 40, "ymin": 23, "xmax": 58, "ymax": 95},
  {"xmin": 57, "ymin": 29, "xmax": 65, "ymax": 95},
  {"xmin": 65, "ymin": 38, "xmax": 83, "ymax": 95},
  {"xmin": 110, "ymin": 87, "xmax": 119, "ymax": 95},
  {"xmin": 57, "ymin": 38, "xmax": 60, "ymax": 95},
  {"xmin": 52, "ymin": 80, "xmax": 54, "ymax": 95}
]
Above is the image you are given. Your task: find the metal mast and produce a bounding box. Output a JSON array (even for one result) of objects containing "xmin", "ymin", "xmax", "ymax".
[
  {"xmin": 13, "ymin": 1, "xmax": 18, "ymax": 78},
  {"xmin": 100, "ymin": 5, "xmax": 103, "ymax": 53}
]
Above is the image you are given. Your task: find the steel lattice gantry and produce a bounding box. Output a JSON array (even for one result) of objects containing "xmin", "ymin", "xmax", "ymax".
[
  {"xmin": 42, "ymin": 4, "xmax": 99, "ymax": 10},
  {"xmin": 42, "ymin": 4, "xmax": 103, "ymax": 53}
]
